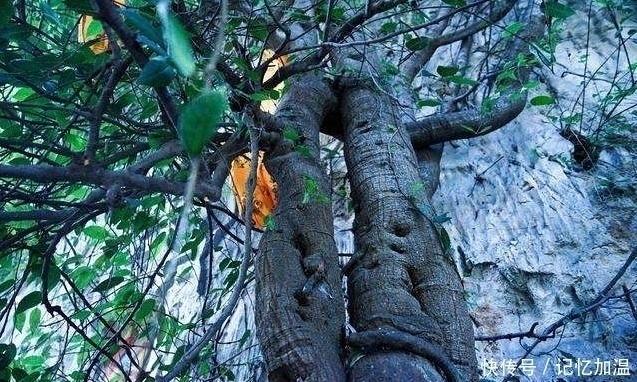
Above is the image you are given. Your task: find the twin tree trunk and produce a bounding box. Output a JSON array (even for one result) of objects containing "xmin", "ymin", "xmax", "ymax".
[{"xmin": 255, "ymin": 73, "xmax": 478, "ymax": 381}]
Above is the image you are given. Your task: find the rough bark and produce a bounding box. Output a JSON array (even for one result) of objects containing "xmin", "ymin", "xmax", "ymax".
[
  {"xmin": 341, "ymin": 85, "xmax": 478, "ymax": 381},
  {"xmin": 255, "ymin": 74, "xmax": 346, "ymax": 382}
]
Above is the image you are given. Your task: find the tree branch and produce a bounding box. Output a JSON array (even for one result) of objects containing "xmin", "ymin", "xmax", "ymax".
[
  {"xmin": 407, "ymin": 15, "xmax": 545, "ymax": 147},
  {"xmin": 0, "ymin": 163, "xmax": 221, "ymax": 200}
]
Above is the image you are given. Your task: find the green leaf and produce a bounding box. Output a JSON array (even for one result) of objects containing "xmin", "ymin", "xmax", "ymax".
[
  {"xmin": 71, "ymin": 266, "xmax": 96, "ymax": 290},
  {"xmin": 134, "ymin": 298, "xmax": 156, "ymax": 321},
  {"xmin": 85, "ymin": 19, "xmax": 103, "ymax": 37},
  {"xmin": 247, "ymin": 18, "xmax": 269, "ymax": 41},
  {"xmin": 282, "ymin": 127, "xmax": 300, "ymax": 142},
  {"xmin": 121, "ymin": 9, "xmax": 164, "ymax": 48},
  {"xmin": 178, "ymin": 91, "xmax": 228, "ymax": 157},
  {"xmin": 380, "ymin": 21, "xmax": 397, "ymax": 34},
  {"xmin": 263, "ymin": 215, "xmax": 275, "ymax": 231},
  {"xmin": 295, "ymin": 144, "xmax": 311, "ymax": 157},
  {"xmin": 0, "ymin": 343, "xmax": 16, "ymax": 369},
  {"xmin": 21, "ymin": 355, "xmax": 45, "ymax": 370},
  {"xmin": 442, "ymin": 0, "xmax": 466, "ymax": 6},
  {"xmin": 542, "ymin": 1, "xmax": 575, "ymax": 20},
  {"xmin": 93, "ymin": 276, "xmax": 126, "ymax": 294},
  {"xmin": 0, "ymin": 0, "xmax": 13, "ymax": 28},
  {"xmin": 447, "ymin": 75, "xmax": 478, "ymax": 86},
  {"xmin": 406, "ymin": 36, "xmax": 430, "ymax": 51},
  {"xmin": 83, "ymin": 225, "xmax": 109, "ymax": 240},
  {"xmin": 16, "ymin": 291, "xmax": 41, "ymax": 314},
  {"xmin": 530, "ymin": 95, "xmax": 555, "ymax": 106},
  {"xmin": 224, "ymin": 268, "xmax": 239, "ymax": 287},
  {"xmin": 503, "ymin": 21, "xmax": 524, "ymax": 39},
  {"xmin": 0, "ymin": 278, "xmax": 14, "ymax": 293},
  {"xmin": 439, "ymin": 227, "xmax": 451, "ymax": 254},
  {"xmin": 158, "ymin": 5, "xmax": 195, "ymax": 77},
  {"xmin": 437, "ymin": 65, "xmax": 459, "ymax": 77},
  {"xmin": 417, "ymin": 99, "xmax": 441, "ymax": 108},
  {"xmin": 137, "ymin": 57, "xmax": 176, "ymax": 87},
  {"xmin": 28, "ymin": 308, "xmax": 41, "ymax": 330}
]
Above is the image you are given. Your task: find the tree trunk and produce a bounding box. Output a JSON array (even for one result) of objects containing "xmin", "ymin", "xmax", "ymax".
[
  {"xmin": 341, "ymin": 84, "xmax": 478, "ymax": 381},
  {"xmin": 255, "ymin": 74, "xmax": 346, "ymax": 382}
]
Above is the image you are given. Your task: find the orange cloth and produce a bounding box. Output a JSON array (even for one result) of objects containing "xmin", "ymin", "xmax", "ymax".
[
  {"xmin": 230, "ymin": 152, "xmax": 277, "ymax": 228},
  {"xmin": 78, "ymin": 0, "xmax": 125, "ymax": 54}
]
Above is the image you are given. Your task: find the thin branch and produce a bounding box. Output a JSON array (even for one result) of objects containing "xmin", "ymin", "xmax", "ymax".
[
  {"xmin": 518, "ymin": 246, "xmax": 637, "ymax": 359},
  {"xmin": 0, "ymin": 163, "xmax": 222, "ymax": 201},
  {"xmin": 407, "ymin": 15, "xmax": 545, "ymax": 147},
  {"xmin": 84, "ymin": 57, "xmax": 132, "ymax": 164}
]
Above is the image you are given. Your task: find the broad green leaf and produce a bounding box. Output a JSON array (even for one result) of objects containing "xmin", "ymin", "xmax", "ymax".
[
  {"xmin": 406, "ymin": 36, "xmax": 430, "ymax": 51},
  {"xmin": 93, "ymin": 276, "xmax": 126, "ymax": 294},
  {"xmin": 71, "ymin": 266, "xmax": 96, "ymax": 290},
  {"xmin": 283, "ymin": 126, "xmax": 300, "ymax": 141},
  {"xmin": 442, "ymin": 0, "xmax": 466, "ymax": 6},
  {"xmin": 247, "ymin": 18, "xmax": 269, "ymax": 41},
  {"xmin": 224, "ymin": 268, "xmax": 239, "ymax": 287},
  {"xmin": 503, "ymin": 22, "xmax": 524, "ymax": 39},
  {"xmin": 530, "ymin": 95, "xmax": 555, "ymax": 105},
  {"xmin": 16, "ymin": 291, "xmax": 41, "ymax": 314},
  {"xmin": 83, "ymin": 225, "xmax": 109, "ymax": 240},
  {"xmin": 0, "ymin": 343, "xmax": 16, "ymax": 369},
  {"xmin": 13, "ymin": 88, "xmax": 35, "ymax": 101},
  {"xmin": 380, "ymin": 21, "xmax": 397, "ymax": 34},
  {"xmin": 0, "ymin": 0, "xmax": 13, "ymax": 28},
  {"xmin": 542, "ymin": 1, "xmax": 575, "ymax": 20},
  {"xmin": 439, "ymin": 227, "xmax": 451, "ymax": 254},
  {"xmin": 159, "ymin": 7, "xmax": 195, "ymax": 77},
  {"xmin": 122, "ymin": 9, "xmax": 164, "ymax": 47},
  {"xmin": 137, "ymin": 57, "xmax": 176, "ymax": 87},
  {"xmin": 0, "ymin": 278, "xmax": 14, "ymax": 293},
  {"xmin": 21, "ymin": 355, "xmax": 45, "ymax": 370},
  {"xmin": 437, "ymin": 65, "xmax": 459, "ymax": 77},
  {"xmin": 448, "ymin": 75, "xmax": 478, "ymax": 86},
  {"xmin": 238, "ymin": 329, "xmax": 252, "ymax": 347},
  {"xmin": 178, "ymin": 91, "xmax": 228, "ymax": 157},
  {"xmin": 134, "ymin": 298, "xmax": 156, "ymax": 321},
  {"xmin": 263, "ymin": 215, "xmax": 275, "ymax": 231},
  {"xmin": 417, "ymin": 99, "xmax": 441, "ymax": 107},
  {"xmin": 85, "ymin": 19, "xmax": 103, "ymax": 37},
  {"xmin": 45, "ymin": 263, "xmax": 61, "ymax": 290},
  {"xmin": 28, "ymin": 308, "xmax": 41, "ymax": 330}
]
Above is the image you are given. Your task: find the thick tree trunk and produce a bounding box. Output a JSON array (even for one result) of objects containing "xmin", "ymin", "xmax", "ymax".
[
  {"xmin": 341, "ymin": 85, "xmax": 478, "ymax": 381},
  {"xmin": 255, "ymin": 74, "xmax": 346, "ymax": 382}
]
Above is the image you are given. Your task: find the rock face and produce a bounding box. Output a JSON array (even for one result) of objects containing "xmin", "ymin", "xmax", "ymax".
[
  {"xmin": 431, "ymin": 7, "xmax": 637, "ymax": 380},
  {"xmin": 436, "ymin": 114, "xmax": 636, "ymax": 382}
]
